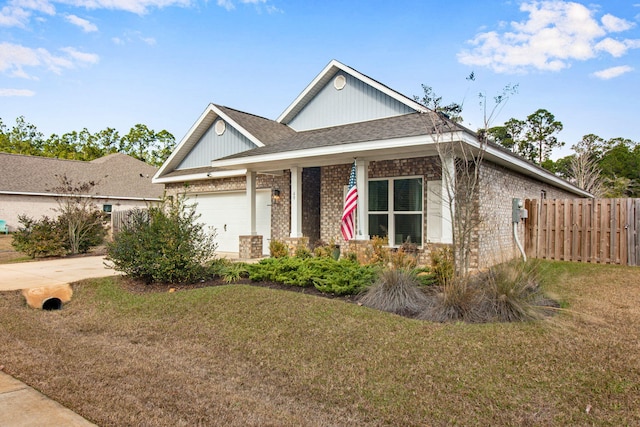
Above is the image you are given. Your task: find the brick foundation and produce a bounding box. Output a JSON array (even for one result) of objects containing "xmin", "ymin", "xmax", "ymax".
[{"xmin": 239, "ymin": 235, "xmax": 263, "ymax": 259}]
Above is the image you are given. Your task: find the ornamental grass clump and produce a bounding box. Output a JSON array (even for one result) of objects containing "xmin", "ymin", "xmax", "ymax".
[
  {"xmin": 483, "ymin": 260, "xmax": 551, "ymax": 322},
  {"xmin": 359, "ymin": 269, "xmax": 429, "ymax": 317},
  {"xmin": 418, "ymin": 276, "xmax": 486, "ymax": 323}
]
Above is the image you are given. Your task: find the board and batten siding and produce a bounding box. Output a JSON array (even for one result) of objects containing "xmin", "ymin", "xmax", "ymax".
[
  {"xmin": 176, "ymin": 119, "xmax": 256, "ymax": 170},
  {"xmin": 288, "ymin": 71, "xmax": 415, "ymax": 131}
]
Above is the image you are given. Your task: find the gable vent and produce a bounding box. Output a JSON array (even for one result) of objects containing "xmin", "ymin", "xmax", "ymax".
[
  {"xmin": 334, "ymin": 75, "xmax": 346, "ymax": 90},
  {"xmin": 214, "ymin": 119, "xmax": 226, "ymax": 136}
]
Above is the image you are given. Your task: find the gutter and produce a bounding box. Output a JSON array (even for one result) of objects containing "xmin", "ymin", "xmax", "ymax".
[{"xmin": 0, "ymin": 191, "xmax": 162, "ymax": 201}]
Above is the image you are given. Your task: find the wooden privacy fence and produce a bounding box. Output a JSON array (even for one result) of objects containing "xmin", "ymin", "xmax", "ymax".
[
  {"xmin": 110, "ymin": 209, "xmax": 147, "ymax": 235},
  {"xmin": 524, "ymin": 198, "xmax": 640, "ymax": 266}
]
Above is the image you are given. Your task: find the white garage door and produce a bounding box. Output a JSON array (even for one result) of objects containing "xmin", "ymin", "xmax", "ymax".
[{"xmin": 187, "ymin": 190, "xmax": 271, "ymax": 255}]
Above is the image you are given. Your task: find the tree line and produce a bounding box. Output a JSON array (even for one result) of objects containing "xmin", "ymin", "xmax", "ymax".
[
  {"xmin": 0, "ymin": 116, "xmax": 175, "ymax": 167},
  {"xmin": 485, "ymin": 110, "xmax": 639, "ymax": 198},
  {"xmin": 416, "ymin": 83, "xmax": 638, "ymax": 198}
]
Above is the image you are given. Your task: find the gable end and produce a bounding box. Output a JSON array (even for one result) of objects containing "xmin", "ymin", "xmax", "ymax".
[{"xmin": 177, "ymin": 119, "xmax": 257, "ymax": 170}]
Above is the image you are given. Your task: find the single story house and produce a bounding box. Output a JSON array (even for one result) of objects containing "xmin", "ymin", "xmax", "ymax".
[
  {"xmin": 154, "ymin": 60, "xmax": 590, "ymax": 268},
  {"xmin": 0, "ymin": 153, "xmax": 163, "ymax": 232}
]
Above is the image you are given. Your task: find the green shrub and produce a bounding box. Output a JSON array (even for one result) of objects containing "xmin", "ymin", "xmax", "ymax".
[
  {"xmin": 430, "ymin": 246, "xmax": 454, "ymax": 286},
  {"xmin": 57, "ymin": 209, "xmax": 107, "ymax": 254},
  {"xmin": 248, "ymin": 257, "xmax": 378, "ymax": 295},
  {"xmin": 11, "ymin": 215, "xmax": 66, "ymax": 258},
  {"xmin": 413, "ymin": 267, "xmax": 437, "ymax": 286},
  {"xmin": 294, "ymin": 245, "xmax": 312, "ymax": 259},
  {"xmin": 220, "ymin": 262, "xmax": 249, "ymax": 284},
  {"xmin": 359, "ymin": 269, "xmax": 429, "ymax": 316},
  {"xmin": 312, "ymin": 240, "xmax": 334, "ymax": 258},
  {"xmin": 269, "ymin": 240, "xmax": 289, "ymax": 258},
  {"xmin": 106, "ymin": 195, "xmax": 217, "ymax": 284},
  {"xmin": 311, "ymin": 258, "xmax": 379, "ymax": 295}
]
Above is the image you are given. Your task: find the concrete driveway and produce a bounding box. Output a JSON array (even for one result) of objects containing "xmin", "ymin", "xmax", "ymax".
[{"xmin": 0, "ymin": 256, "xmax": 120, "ymax": 291}]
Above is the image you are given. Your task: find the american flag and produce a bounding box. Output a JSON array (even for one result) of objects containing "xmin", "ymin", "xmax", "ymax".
[{"xmin": 341, "ymin": 162, "xmax": 358, "ymax": 241}]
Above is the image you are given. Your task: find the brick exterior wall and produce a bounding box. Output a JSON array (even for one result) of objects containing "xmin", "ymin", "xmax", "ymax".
[
  {"xmin": 164, "ymin": 157, "xmax": 582, "ymax": 271},
  {"xmin": 320, "ymin": 157, "xmax": 441, "ymax": 265},
  {"xmin": 476, "ymin": 161, "xmax": 578, "ymax": 269}
]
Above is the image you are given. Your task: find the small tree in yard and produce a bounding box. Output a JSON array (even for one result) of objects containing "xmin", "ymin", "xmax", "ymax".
[
  {"xmin": 49, "ymin": 175, "xmax": 107, "ymax": 254},
  {"xmin": 12, "ymin": 175, "xmax": 107, "ymax": 257},
  {"xmin": 106, "ymin": 194, "xmax": 217, "ymax": 284}
]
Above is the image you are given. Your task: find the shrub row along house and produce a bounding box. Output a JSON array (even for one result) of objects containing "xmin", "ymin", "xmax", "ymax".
[
  {"xmin": 0, "ymin": 153, "xmax": 163, "ymax": 232},
  {"xmin": 154, "ymin": 60, "xmax": 590, "ymax": 269}
]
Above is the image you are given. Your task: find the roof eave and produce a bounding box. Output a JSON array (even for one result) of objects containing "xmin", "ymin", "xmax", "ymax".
[
  {"xmin": 210, "ymin": 132, "xmax": 591, "ymax": 198},
  {"xmin": 152, "ymin": 169, "xmax": 248, "ymax": 184}
]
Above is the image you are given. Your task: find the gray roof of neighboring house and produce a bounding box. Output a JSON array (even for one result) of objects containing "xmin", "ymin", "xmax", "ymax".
[{"xmin": 0, "ymin": 153, "xmax": 163, "ymax": 199}]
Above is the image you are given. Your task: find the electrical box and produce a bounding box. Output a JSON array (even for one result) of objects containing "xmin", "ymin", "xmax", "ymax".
[{"xmin": 512, "ymin": 198, "xmax": 528, "ymax": 223}]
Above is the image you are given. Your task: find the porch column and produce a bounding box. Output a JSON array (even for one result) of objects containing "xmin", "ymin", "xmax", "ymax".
[
  {"xmin": 440, "ymin": 154, "xmax": 454, "ymax": 244},
  {"xmin": 246, "ymin": 171, "xmax": 257, "ymax": 235},
  {"xmin": 290, "ymin": 166, "xmax": 303, "ymax": 238},
  {"xmin": 355, "ymin": 159, "xmax": 369, "ymax": 241}
]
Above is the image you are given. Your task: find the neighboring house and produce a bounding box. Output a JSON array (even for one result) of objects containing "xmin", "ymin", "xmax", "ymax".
[
  {"xmin": 154, "ymin": 59, "xmax": 590, "ymax": 268},
  {"xmin": 0, "ymin": 153, "xmax": 163, "ymax": 232}
]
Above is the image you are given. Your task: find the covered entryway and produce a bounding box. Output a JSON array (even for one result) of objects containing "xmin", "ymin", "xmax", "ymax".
[{"xmin": 187, "ymin": 190, "xmax": 271, "ymax": 255}]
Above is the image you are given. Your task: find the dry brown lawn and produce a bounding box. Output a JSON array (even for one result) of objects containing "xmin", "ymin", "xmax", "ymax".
[
  {"xmin": 0, "ymin": 234, "xmax": 29, "ymax": 263},
  {"xmin": 0, "ymin": 261, "xmax": 639, "ymax": 426}
]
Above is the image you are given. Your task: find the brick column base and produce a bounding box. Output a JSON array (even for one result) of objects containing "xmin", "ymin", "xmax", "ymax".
[{"xmin": 239, "ymin": 235, "xmax": 263, "ymax": 259}]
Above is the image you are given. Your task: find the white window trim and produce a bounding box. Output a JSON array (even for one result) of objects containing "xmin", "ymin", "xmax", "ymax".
[{"xmin": 368, "ymin": 176, "xmax": 424, "ymax": 247}]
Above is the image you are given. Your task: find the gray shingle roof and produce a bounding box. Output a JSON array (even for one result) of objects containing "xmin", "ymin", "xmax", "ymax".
[
  {"xmin": 215, "ymin": 105, "xmax": 296, "ymax": 145},
  {"xmin": 0, "ymin": 153, "xmax": 163, "ymax": 199},
  {"xmin": 217, "ymin": 111, "xmax": 452, "ymax": 160}
]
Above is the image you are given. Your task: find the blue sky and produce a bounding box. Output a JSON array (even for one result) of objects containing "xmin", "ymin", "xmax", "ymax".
[{"xmin": 1, "ymin": 0, "xmax": 639, "ymax": 159}]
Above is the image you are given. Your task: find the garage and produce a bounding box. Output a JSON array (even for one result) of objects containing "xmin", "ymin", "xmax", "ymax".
[{"xmin": 186, "ymin": 190, "xmax": 271, "ymax": 255}]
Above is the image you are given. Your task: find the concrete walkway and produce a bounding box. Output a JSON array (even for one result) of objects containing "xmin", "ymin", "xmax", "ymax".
[
  {"xmin": 0, "ymin": 255, "xmax": 116, "ymax": 425},
  {"xmin": 0, "ymin": 372, "xmax": 96, "ymax": 426},
  {"xmin": 0, "ymin": 256, "xmax": 120, "ymax": 291}
]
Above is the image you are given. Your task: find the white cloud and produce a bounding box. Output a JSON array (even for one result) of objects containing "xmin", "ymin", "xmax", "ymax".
[
  {"xmin": 601, "ymin": 14, "xmax": 634, "ymax": 32},
  {"xmin": 111, "ymin": 30, "xmax": 156, "ymax": 45},
  {"xmin": 592, "ymin": 65, "xmax": 633, "ymax": 79},
  {"xmin": 57, "ymin": 0, "xmax": 191, "ymax": 14},
  {"xmin": 13, "ymin": 0, "xmax": 56, "ymax": 15},
  {"xmin": 0, "ymin": 4, "xmax": 33, "ymax": 27},
  {"xmin": 60, "ymin": 46, "xmax": 99, "ymax": 64},
  {"xmin": 0, "ymin": 88, "xmax": 36, "ymax": 96},
  {"xmin": 458, "ymin": 1, "xmax": 639, "ymax": 73},
  {"xmin": 0, "ymin": 41, "xmax": 98, "ymax": 78},
  {"xmin": 595, "ymin": 38, "xmax": 627, "ymax": 57},
  {"xmin": 217, "ymin": 0, "xmax": 278, "ymax": 12},
  {"xmin": 65, "ymin": 13, "xmax": 98, "ymax": 31}
]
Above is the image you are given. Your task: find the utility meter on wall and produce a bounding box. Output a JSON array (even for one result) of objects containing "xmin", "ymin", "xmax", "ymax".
[{"xmin": 512, "ymin": 198, "xmax": 528, "ymax": 223}]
